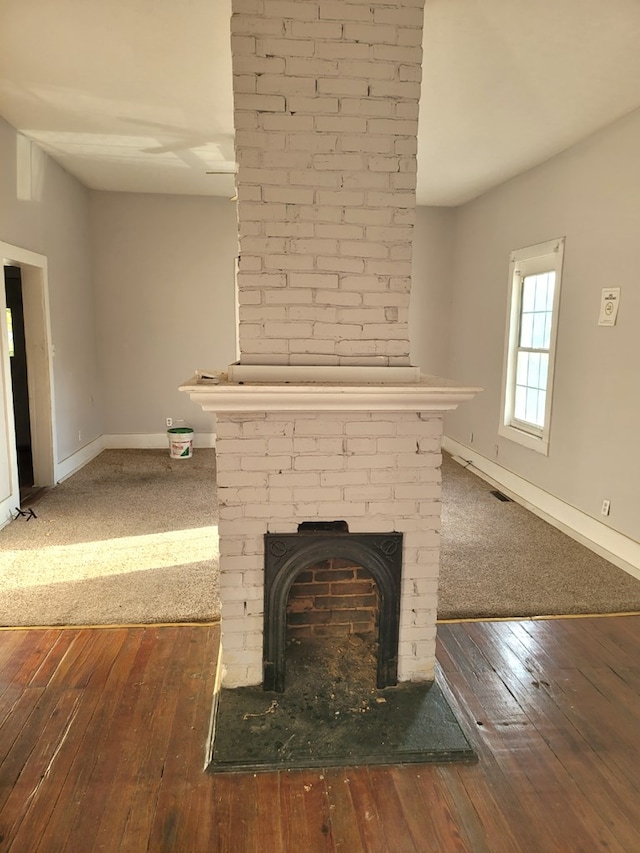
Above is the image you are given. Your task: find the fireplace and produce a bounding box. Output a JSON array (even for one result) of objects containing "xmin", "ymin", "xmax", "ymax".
[
  {"xmin": 180, "ymin": 382, "xmax": 478, "ymax": 690},
  {"xmin": 263, "ymin": 525, "xmax": 403, "ymax": 692},
  {"xmin": 179, "ymin": 0, "xmax": 480, "ymax": 769}
]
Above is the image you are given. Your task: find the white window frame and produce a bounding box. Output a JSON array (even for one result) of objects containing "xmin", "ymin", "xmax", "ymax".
[{"xmin": 499, "ymin": 237, "xmax": 565, "ymax": 455}]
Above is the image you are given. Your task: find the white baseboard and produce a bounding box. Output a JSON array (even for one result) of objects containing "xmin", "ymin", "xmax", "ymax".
[
  {"xmin": 103, "ymin": 433, "xmax": 216, "ymax": 449},
  {"xmin": 56, "ymin": 436, "xmax": 105, "ymax": 483},
  {"xmin": 443, "ymin": 436, "xmax": 640, "ymax": 583}
]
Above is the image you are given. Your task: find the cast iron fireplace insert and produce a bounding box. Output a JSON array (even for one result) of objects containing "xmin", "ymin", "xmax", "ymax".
[{"xmin": 263, "ymin": 523, "xmax": 403, "ymax": 692}]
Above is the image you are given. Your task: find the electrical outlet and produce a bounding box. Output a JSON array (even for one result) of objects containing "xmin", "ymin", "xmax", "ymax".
[
  {"xmin": 601, "ymin": 499, "xmax": 611, "ymax": 516},
  {"xmin": 166, "ymin": 417, "xmax": 173, "ymax": 428}
]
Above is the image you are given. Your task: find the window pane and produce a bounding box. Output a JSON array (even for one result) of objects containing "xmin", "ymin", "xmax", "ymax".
[
  {"xmin": 533, "ymin": 275, "xmax": 548, "ymax": 312},
  {"xmin": 527, "ymin": 352, "xmax": 540, "ymax": 388},
  {"xmin": 516, "ymin": 351, "xmax": 529, "ymax": 385},
  {"xmin": 520, "ymin": 312, "xmax": 533, "ymax": 348},
  {"xmin": 546, "ymin": 273, "xmax": 556, "ymax": 310},
  {"xmin": 525, "ymin": 387, "xmax": 538, "ymax": 424},
  {"xmin": 532, "ymin": 312, "xmax": 547, "ymax": 348},
  {"xmin": 522, "ymin": 277, "xmax": 536, "ymax": 313}
]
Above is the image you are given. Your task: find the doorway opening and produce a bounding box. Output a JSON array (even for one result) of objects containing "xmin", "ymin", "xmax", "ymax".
[
  {"xmin": 1, "ymin": 243, "xmax": 55, "ymax": 524},
  {"xmin": 4, "ymin": 266, "xmax": 35, "ymax": 499}
]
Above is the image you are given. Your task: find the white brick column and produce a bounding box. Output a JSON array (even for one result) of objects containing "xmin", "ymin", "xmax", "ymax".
[
  {"xmin": 216, "ymin": 410, "xmax": 443, "ymax": 687},
  {"xmin": 180, "ymin": 0, "xmax": 479, "ymax": 692},
  {"xmin": 231, "ymin": 0, "xmax": 425, "ymax": 366}
]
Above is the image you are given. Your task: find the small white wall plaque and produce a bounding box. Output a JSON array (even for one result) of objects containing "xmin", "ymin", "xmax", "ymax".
[{"xmin": 598, "ymin": 288, "xmax": 620, "ymax": 326}]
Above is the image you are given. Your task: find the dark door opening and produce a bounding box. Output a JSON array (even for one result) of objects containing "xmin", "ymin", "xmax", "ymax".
[{"xmin": 4, "ymin": 265, "xmax": 34, "ymax": 494}]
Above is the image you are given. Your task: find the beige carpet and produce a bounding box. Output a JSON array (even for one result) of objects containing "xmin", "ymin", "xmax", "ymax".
[
  {"xmin": 438, "ymin": 454, "xmax": 640, "ymax": 619},
  {"xmin": 2, "ymin": 448, "xmax": 639, "ymax": 627},
  {"xmin": 0, "ymin": 449, "xmax": 220, "ymax": 626}
]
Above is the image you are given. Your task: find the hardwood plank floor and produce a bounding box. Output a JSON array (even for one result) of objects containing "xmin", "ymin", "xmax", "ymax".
[{"xmin": 0, "ymin": 617, "xmax": 639, "ymax": 852}]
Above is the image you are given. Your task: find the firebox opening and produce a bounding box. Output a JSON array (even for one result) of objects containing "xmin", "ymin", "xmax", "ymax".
[
  {"xmin": 263, "ymin": 531, "xmax": 403, "ymax": 693},
  {"xmin": 285, "ymin": 558, "xmax": 380, "ymax": 699}
]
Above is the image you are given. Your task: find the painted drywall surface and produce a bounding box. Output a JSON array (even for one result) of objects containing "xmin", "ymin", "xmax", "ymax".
[
  {"xmin": 409, "ymin": 206, "xmax": 455, "ymax": 376},
  {"xmin": 43, "ymin": 154, "xmax": 103, "ymax": 462},
  {"xmin": 0, "ymin": 116, "xmax": 102, "ymax": 481},
  {"xmin": 446, "ymin": 108, "xmax": 640, "ymax": 543},
  {"xmin": 90, "ymin": 192, "xmax": 238, "ymax": 436}
]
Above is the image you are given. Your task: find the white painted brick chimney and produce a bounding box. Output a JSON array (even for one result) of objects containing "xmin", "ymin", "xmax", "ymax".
[
  {"xmin": 182, "ymin": 0, "xmax": 479, "ymax": 691},
  {"xmin": 231, "ymin": 0, "xmax": 425, "ymax": 367}
]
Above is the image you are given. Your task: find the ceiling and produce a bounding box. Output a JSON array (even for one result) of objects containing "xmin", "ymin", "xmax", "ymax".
[{"xmin": 2, "ymin": 0, "xmax": 640, "ymax": 206}]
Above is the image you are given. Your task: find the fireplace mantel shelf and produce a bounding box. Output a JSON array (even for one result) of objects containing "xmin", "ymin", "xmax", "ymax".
[{"xmin": 180, "ymin": 367, "xmax": 480, "ymax": 413}]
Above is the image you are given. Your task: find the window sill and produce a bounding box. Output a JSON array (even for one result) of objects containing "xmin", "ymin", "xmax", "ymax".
[{"xmin": 498, "ymin": 422, "xmax": 549, "ymax": 455}]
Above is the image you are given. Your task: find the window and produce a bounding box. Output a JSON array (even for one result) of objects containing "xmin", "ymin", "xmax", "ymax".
[{"xmin": 499, "ymin": 237, "xmax": 564, "ymax": 454}]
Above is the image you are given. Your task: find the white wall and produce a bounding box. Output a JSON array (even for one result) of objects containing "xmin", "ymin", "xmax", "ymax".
[
  {"xmin": 443, "ymin": 108, "xmax": 640, "ymax": 545},
  {"xmin": 90, "ymin": 192, "xmax": 238, "ymax": 437},
  {"xmin": 409, "ymin": 206, "xmax": 455, "ymax": 376},
  {"xmin": 0, "ymin": 116, "xmax": 101, "ymax": 501}
]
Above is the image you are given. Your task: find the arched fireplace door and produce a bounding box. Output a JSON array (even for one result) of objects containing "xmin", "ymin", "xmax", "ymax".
[{"xmin": 263, "ymin": 528, "xmax": 403, "ymax": 693}]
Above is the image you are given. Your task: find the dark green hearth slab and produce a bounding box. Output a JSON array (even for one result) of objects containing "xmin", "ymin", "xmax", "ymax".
[{"xmin": 207, "ymin": 680, "xmax": 476, "ymax": 774}]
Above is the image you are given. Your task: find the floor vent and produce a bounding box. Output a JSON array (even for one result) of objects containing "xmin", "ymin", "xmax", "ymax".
[{"xmin": 490, "ymin": 490, "xmax": 512, "ymax": 502}]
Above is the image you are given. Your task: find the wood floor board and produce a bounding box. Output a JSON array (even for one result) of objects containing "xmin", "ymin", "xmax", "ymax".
[
  {"xmin": 434, "ymin": 767, "xmax": 495, "ymax": 853},
  {"xmin": 352, "ymin": 767, "xmax": 418, "ymax": 853},
  {"xmin": 279, "ymin": 769, "xmax": 334, "ymax": 853},
  {"xmin": 116, "ymin": 642, "xmax": 194, "ymax": 849},
  {"xmin": 65, "ymin": 628, "xmax": 175, "ymax": 851},
  {"xmin": 232, "ymin": 771, "xmax": 284, "ymax": 853},
  {"xmin": 206, "ymin": 775, "xmax": 233, "ymax": 852},
  {"xmin": 504, "ymin": 725, "xmax": 627, "ymax": 852},
  {"xmin": 499, "ymin": 620, "xmax": 568, "ymax": 678},
  {"xmin": 0, "ymin": 689, "xmax": 83, "ymax": 844},
  {"xmin": 4, "ymin": 634, "xmax": 129, "ymax": 849},
  {"xmin": 219, "ymin": 772, "xmax": 261, "ymax": 853},
  {"xmin": 60, "ymin": 627, "xmax": 128, "ymax": 690},
  {"xmin": 389, "ymin": 764, "xmax": 470, "ymax": 853},
  {"xmin": 0, "ymin": 685, "xmax": 45, "ymax": 772},
  {"xmin": 442, "ymin": 766, "xmax": 526, "ymax": 853},
  {"xmin": 581, "ymin": 617, "xmax": 640, "ymax": 671},
  {"xmin": 435, "ymin": 623, "xmax": 494, "ymax": 676},
  {"xmin": 484, "ymin": 654, "xmax": 640, "ymax": 831},
  {"xmin": 0, "ymin": 630, "xmax": 59, "ymax": 694},
  {"xmin": 433, "ymin": 632, "xmax": 459, "ymax": 675},
  {"xmin": 32, "ymin": 629, "xmax": 146, "ymax": 853},
  {"xmin": 322, "ymin": 767, "xmax": 367, "ymax": 852},
  {"xmin": 473, "ymin": 620, "xmax": 554, "ymax": 683},
  {"xmin": 546, "ymin": 668, "xmax": 640, "ymax": 787},
  {"xmin": 145, "ymin": 625, "xmax": 219, "ymax": 851},
  {"xmin": 450, "ymin": 622, "xmax": 640, "ymax": 850},
  {"xmin": 518, "ymin": 618, "xmax": 614, "ymax": 671},
  {"xmin": 1, "ymin": 618, "xmax": 640, "ymax": 851},
  {"xmin": 0, "ymin": 672, "xmax": 78, "ymax": 817},
  {"xmin": 435, "ymin": 651, "xmax": 593, "ymax": 851},
  {"xmin": 24, "ymin": 630, "xmax": 71, "ymax": 689},
  {"xmin": 477, "ymin": 626, "xmax": 640, "ymax": 850},
  {"xmin": 367, "ymin": 766, "xmax": 422, "ymax": 849},
  {"xmin": 0, "ymin": 632, "xmax": 30, "ymax": 685},
  {"xmin": 544, "ymin": 663, "xmax": 637, "ymax": 753},
  {"xmin": 89, "ymin": 627, "xmax": 187, "ymax": 852},
  {"xmin": 251, "ymin": 772, "xmax": 285, "ymax": 853}
]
